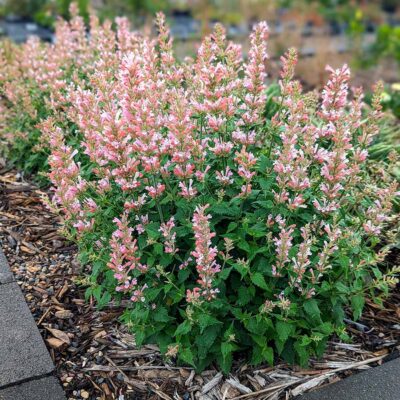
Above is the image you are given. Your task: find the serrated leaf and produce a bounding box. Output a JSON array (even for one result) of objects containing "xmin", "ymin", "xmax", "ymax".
[
  {"xmin": 233, "ymin": 262, "xmax": 248, "ymax": 279},
  {"xmin": 246, "ymin": 317, "xmax": 271, "ymax": 335},
  {"xmin": 303, "ymin": 299, "xmax": 322, "ymax": 325},
  {"xmin": 262, "ymin": 346, "xmax": 274, "ymax": 365},
  {"xmin": 351, "ymin": 294, "xmax": 365, "ymax": 320},
  {"xmin": 237, "ymin": 286, "xmax": 251, "ymax": 306},
  {"xmin": 251, "ymin": 272, "xmax": 269, "ymax": 290},
  {"xmin": 97, "ymin": 291, "xmax": 111, "ymax": 309},
  {"xmin": 335, "ymin": 281, "xmax": 350, "ymax": 294},
  {"xmin": 180, "ymin": 347, "xmax": 195, "ymax": 367},
  {"xmin": 145, "ymin": 222, "xmax": 161, "ymax": 239},
  {"xmin": 251, "ymin": 343, "xmax": 274, "ymax": 365},
  {"xmin": 254, "ymin": 199, "xmax": 274, "ymax": 208},
  {"xmin": 294, "ymin": 340, "xmax": 310, "ymax": 367},
  {"xmin": 219, "ymin": 266, "xmax": 232, "ymax": 280},
  {"xmin": 218, "ymin": 353, "xmax": 233, "ymax": 373},
  {"xmin": 276, "ymin": 321, "xmax": 295, "ymax": 342},
  {"xmin": 211, "ymin": 204, "xmax": 240, "ymax": 217},
  {"xmin": 316, "ymin": 322, "xmax": 334, "ymax": 335},
  {"xmin": 275, "ymin": 338, "xmax": 285, "ymax": 355},
  {"xmin": 251, "ymin": 345, "xmax": 264, "ymax": 365},
  {"xmin": 198, "ymin": 314, "xmax": 221, "ymax": 334},
  {"xmin": 153, "ymin": 306, "xmax": 170, "ymax": 323},
  {"xmin": 175, "ymin": 320, "xmax": 191, "ymax": 336},
  {"xmin": 135, "ymin": 330, "xmax": 146, "ymax": 346},
  {"xmin": 221, "ymin": 342, "xmax": 234, "ymax": 359},
  {"xmin": 178, "ymin": 267, "xmax": 190, "ymax": 283},
  {"xmin": 237, "ymin": 240, "xmax": 251, "ymax": 253},
  {"xmin": 196, "ymin": 325, "xmax": 221, "ymax": 359},
  {"xmin": 338, "ymin": 255, "xmax": 350, "ymax": 268},
  {"xmin": 258, "ymin": 178, "xmax": 273, "ymax": 192},
  {"xmin": 92, "ymin": 261, "xmax": 104, "ymax": 278},
  {"xmin": 227, "ymin": 222, "xmax": 238, "ymax": 232}
]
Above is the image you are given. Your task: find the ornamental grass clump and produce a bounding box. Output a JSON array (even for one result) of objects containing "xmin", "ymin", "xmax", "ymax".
[{"xmin": 33, "ymin": 14, "xmax": 400, "ymax": 370}]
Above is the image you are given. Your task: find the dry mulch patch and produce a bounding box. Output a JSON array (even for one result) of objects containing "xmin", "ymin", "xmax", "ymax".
[{"xmin": 0, "ymin": 169, "xmax": 399, "ymax": 400}]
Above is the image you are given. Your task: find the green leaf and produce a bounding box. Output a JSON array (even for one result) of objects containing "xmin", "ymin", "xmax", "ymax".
[
  {"xmin": 276, "ymin": 321, "xmax": 295, "ymax": 343},
  {"xmin": 258, "ymin": 156, "xmax": 272, "ymax": 172},
  {"xmin": 303, "ymin": 299, "xmax": 322, "ymax": 325},
  {"xmin": 251, "ymin": 272, "xmax": 269, "ymax": 290},
  {"xmin": 237, "ymin": 286, "xmax": 251, "ymax": 306},
  {"xmin": 135, "ymin": 330, "xmax": 146, "ymax": 346},
  {"xmin": 175, "ymin": 320, "xmax": 192, "ymax": 336},
  {"xmin": 219, "ymin": 266, "xmax": 232, "ymax": 280},
  {"xmin": 258, "ymin": 178, "xmax": 273, "ymax": 192},
  {"xmin": 261, "ymin": 346, "xmax": 274, "ymax": 365},
  {"xmin": 332, "ymin": 301, "xmax": 345, "ymax": 325},
  {"xmin": 227, "ymin": 222, "xmax": 238, "ymax": 232},
  {"xmin": 335, "ymin": 282, "xmax": 350, "ymax": 294},
  {"xmin": 218, "ymin": 345, "xmax": 233, "ymax": 373},
  {"xmin": 316, "ymin": 322, "xmax": 334, "ymax": 335},
  {"xmin": 196, "ymin": 325, "xmax": 221, "ymax": 359},
  {"xmin": 251, "ymin": 344, "xmax": 274, "ymax": 365},
  {"xmin": 180, "ymin": 347, "xmax": 195, "ymax": 367},
  {"xmin": 246, "ymin": 317, "xmax": 271, "ymax": 335},
  {"xmin": 97, "ymin": 291, "xmax": 111, "ymax": 309},
  {"xmin": 338, "ymin": 255, "xmax": 350, "ymax": 268},
  {"xmin": 211, "ymin": 204, "xmax": 241, "ymax": 217},
  {"xmin": 153, "ymin": 306, "xmax": 170, "ymax": 323},
  {"xmin": 154, "ymin": 332, "xmax": 173, "ymax": 354},
  {"xmin": 221, "ymin": 341, "xmax": 234, "ymax": 359},
  {"xmin": 92, "ymin": 285, "xmax": 102, "ymax": 303},
  {"xmin": 198, "ymin": 314, "xmax": 221, "ymax": 334},
  {"xmin": 351, "ymin": 294, "xmax": 365, "ymax": 320},
  {"xmin": 233, "ymin": 262, "xmax": 248, "ymax": 279},
  {"xmin": 237, "ymin": 240, "xmax": 251, "ymax": 253},
  {"xmin": 372, "ymin": 267, "xmax": 383, "ymax": 280},
  {"xmin": 92, "ymin": 260, "xmax": 104, "ymax": 278},
  {"xmin": 178, "ymin": 268, "xmax": 190, "ymax": 283},
  {"xmin": 145, "ymin": 222, "xmax": 161, "ymax": 239},
  {"xmin": 294, "ymin": 340, "xmax": 310, "ymax": 367},
  {"xmin": 251, "ymin": 345, "xmax": 264, "ymax": 365},
  {"xmin": 85, "ymin": 287, "xmax": 93, "ymax": 301},
  {"xmin": 275, "ymin": 338, "xmax": 285, "ymax": 355},
  {"xmin": 254, "ymin": 199, "xmax": 274, "ymax": 208}
]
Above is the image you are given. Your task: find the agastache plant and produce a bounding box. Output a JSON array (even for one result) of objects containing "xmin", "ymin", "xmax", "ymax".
[
  {"xmin": 0, "ymin": 3, "xmax": 138, "ymax": 174},
  {"xmin": 1, "ymin": 7, "xmax": 398, "ymax": 372}
]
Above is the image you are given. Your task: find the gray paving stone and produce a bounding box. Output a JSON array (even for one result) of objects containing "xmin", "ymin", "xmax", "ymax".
[
  {"xmin": 298, "ymin": 358, "xmax": 400, "ymax": 400},
  {"xmin": 0, "ymin": 249, "xmax": 13, "ymax": 285},
  {"xmin": 0, "ymin": 282, "xmax": 54, "ymax": 387},
  {"xmin": 0, "ymin": 376, "xmax": 66, "ymax": 400}
]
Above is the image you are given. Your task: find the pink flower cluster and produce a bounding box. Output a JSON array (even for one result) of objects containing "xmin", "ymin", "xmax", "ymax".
[
  {"xmin": 159, "ymin": 217, "xmax": 178, "ymax": 254},
  {"xmin": 187, "ymin": 205, "xmax": 221, "ymax": 303},
  {"xmin": 108, "ymin": 213, "xmax": 147, "ymax": 299},
  {"xmin": 0, "ymin": 3, "xmax": 138, "ymax": 147}
]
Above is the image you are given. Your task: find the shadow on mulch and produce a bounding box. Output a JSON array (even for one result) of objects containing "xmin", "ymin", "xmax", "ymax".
[{"xmin": 0, "ymin": 170, "xmax": 399, "ymax": 400}]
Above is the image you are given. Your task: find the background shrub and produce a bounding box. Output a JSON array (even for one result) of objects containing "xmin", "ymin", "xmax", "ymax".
[{"xmin": 0, "ymin": 5, "xmax": 136, "ymax": 177}]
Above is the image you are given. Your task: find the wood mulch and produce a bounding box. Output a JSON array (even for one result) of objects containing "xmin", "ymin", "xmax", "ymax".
[{"xmin": 0, "ymin": 169, "xmax": 399, "ymax": 400}]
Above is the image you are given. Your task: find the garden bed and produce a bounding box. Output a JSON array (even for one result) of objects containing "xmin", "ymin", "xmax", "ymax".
[{"xmin": 0, "ymin": 169, "xmax": 399, "ymax": 400}]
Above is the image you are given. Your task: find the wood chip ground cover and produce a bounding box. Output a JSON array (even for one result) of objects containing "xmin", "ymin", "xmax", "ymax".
[{"xmin": 0, "ymin": 170, "xmax": 399, "ymax": 400}]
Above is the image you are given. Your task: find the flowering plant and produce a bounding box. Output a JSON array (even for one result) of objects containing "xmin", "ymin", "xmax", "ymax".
[
  {"xmin": 0, "ymin": 4, "xmax": 136, "ymax": 175},
  {"xmin": 2, "ymin": 9, "xmax": 399, "ymax": 371}
]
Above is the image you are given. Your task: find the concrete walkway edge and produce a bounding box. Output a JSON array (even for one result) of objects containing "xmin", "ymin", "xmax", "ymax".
[
  {"xmin": 298, "ymin": 356, "xmax": 400, "ymax": 399},
  {"xmin": 0, "ymin": 247, "xmax": 66, "ymax": 399}
]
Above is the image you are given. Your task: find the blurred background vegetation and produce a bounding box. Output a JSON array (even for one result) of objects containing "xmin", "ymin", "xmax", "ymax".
[
  {"xmin": 0, "ymin": 0, "xmax": 399, "ymax": 120},
  {"xmin": 0, "ymin": 0, "xmax": 398, "ymax": 173}
]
